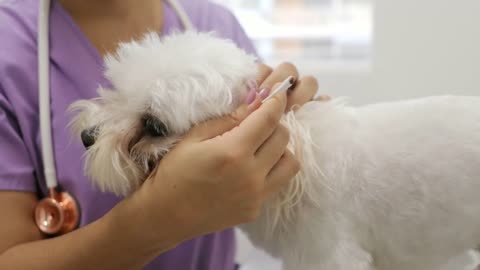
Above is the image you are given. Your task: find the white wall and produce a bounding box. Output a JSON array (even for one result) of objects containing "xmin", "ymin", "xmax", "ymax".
[{"xmin": 315, "ymin": 0, "xmax": 480, "ymax": 105}]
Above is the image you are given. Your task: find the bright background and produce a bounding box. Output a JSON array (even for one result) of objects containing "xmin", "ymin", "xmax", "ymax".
[
  {"xmin": 212, "ymin": 0, "xmax": 480, "ymax": 269},
  {"xmin": 215, "ymin": 0, "xmax": 373, "ymax": 73},
  {"xmin": 215, "ymin": 0, "xmax": 479, "ymax": 105}
]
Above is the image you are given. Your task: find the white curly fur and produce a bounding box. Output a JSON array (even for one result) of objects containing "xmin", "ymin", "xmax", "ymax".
[
  {"xmin": 70, "ymin": 31, "xmax": 480, "ymax": 270},
  {"xmin": 70, "ymin": 32, "xmax": 257, "ymax": 195}
]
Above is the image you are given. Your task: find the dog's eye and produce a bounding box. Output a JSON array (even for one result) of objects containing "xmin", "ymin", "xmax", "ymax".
[{"xmin": 142, "ymin": 114, "xmax": 169, "ymax": 137}]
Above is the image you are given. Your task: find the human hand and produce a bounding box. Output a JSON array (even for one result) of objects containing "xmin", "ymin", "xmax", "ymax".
[
  {"xmin": 133, "ymin": 91, "xmax": 299, "ymax": 244},
  {"xmin": 255, "ymin": 62, "xmax": 330, "ymax": 111}
]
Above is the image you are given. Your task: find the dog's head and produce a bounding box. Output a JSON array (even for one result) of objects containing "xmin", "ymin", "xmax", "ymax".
[{"xmin": 70, "ymin": 32, "xmax": 257, "ymax": 196}]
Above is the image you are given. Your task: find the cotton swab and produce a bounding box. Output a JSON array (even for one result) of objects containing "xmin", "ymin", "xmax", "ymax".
[{"xmin": 261, "ymin": 76, "xmax": 295, "ymax": 103}]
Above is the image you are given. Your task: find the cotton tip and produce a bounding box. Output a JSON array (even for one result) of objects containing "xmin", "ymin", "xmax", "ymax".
[{"xmin": 262, "ymin": 76, "xmax": 295, "ymax": 103}]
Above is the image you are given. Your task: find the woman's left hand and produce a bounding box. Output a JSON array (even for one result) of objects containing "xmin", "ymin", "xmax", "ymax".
[{"xmin": 255, "ymin": 62, "xmax": 330, "ymax": 111}]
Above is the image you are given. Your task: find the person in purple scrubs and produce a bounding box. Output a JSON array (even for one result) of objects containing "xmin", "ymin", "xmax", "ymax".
[{"xmin": 0, "ymin": 0, "xmax": 320, "ymax": 269}]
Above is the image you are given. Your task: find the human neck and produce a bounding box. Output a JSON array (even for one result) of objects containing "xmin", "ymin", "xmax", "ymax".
[
  {"xmin": 59, "ymin": 0, "xmax": 164, "ymax": 56},
  {"xmin": 59, "ymin": 0, "xmax": 161, "ymax": 20}
]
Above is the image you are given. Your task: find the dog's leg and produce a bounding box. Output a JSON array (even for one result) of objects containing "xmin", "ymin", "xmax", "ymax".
[
  {"xmin": 322, "ymin": 241, "xmax": 376, "ymax": 270},
  {"xmin": 282, "ymin": 241, "xmax": 376, "ymax": 270}
]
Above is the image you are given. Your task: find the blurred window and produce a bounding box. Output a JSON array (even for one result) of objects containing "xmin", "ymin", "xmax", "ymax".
[{"xmin": 213, "ymin": 0, "xmax": 373, "ymax": 72}]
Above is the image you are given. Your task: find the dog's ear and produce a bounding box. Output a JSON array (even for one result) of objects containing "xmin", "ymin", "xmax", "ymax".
[{"xmin": 84, "ymin": 120, "xmax": 145, "ymax": 197}]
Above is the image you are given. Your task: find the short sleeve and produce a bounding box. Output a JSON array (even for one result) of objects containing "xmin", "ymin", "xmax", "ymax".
[
  {"xmin": 0, "ymin": 88, "xmax": 37, "ymax": 192},
  {"xmin": 220, "ymin": 9, "xmax": 258, "ymax": 57},
  {"xmin": 210, "ymin": 4, "xmax": 258, "ymax": 56},
  {"xmin": 187, "ymin": 0, "xmax": 259, "ymax": 57}
]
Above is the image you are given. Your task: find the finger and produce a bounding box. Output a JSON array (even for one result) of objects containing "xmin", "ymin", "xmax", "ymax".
[
  {"xmin": 259, "ymin": 62, "xmax": 299, "ymax": 92},
  {"xmin": 255, "ymin": 63, "xmax": 273, "ymax": 87},
  {"xmin": 187, "ymin": 103, "xmax": 251, "ymax": 142},
  {"xmin": 314, "ymin": 95, "xmax": 331, "ymax": 102},
  {"xmin": 286, "ymin": 76, "xmax": 319, "ymax": 111},
  {"xmin": 254, "ymin": 125, "xmax": 290, "ymax": 174},
  {"xmin": 263, "ymin": 150, "xmax": 300, "ymax": 197},
  {"xmin": 230, "ymin": 90, "xmax": 287, "ymax": 152}
]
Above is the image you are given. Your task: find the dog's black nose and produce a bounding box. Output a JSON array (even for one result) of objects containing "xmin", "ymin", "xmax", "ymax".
[{"xmin": 81, "ymin": 127, "xmax": 97, "ymax": 149}]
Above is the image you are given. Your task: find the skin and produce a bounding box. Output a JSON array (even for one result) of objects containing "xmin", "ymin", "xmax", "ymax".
[{"xmin": 0, "ymin": 0, "xmax": 323, "ymax": 268}]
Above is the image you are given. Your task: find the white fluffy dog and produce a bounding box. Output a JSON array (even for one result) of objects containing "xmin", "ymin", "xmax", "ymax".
[{"xmin": 70, "ymin": 32, "xmax": 480, "ymax": 270}]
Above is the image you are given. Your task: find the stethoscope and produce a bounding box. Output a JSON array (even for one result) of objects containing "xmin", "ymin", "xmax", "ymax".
[{"xmin": 35, "ymin": 0, "xmax": 194, "ymax": 235}]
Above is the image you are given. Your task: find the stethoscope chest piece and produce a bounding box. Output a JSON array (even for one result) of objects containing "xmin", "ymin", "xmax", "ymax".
[{"xmin": 35, "ymin": 189, "xmax": 80, "ymax": 235}]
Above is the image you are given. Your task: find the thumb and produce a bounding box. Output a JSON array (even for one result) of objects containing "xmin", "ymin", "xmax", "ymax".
[{"xmin": 186, "ymin": 99, "xmax": 260, "ymax": 142}]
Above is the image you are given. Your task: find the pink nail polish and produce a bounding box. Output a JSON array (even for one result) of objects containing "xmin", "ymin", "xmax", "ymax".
[
  {"xmin": 259, "ymin": 88, "xmax": 271, "ymax": 100},
  {"xmin": 245, "ymin": 88, "xmax": 257, "ymax": 104}
]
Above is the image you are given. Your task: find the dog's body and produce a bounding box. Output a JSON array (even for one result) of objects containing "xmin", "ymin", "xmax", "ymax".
[
  {"xmin": 70, "ymin": 32, "xmax": 480, "ymax": 270},
  {"xmin": 245, "ymin": 97, "xmax": 480, "ymax": 270}
]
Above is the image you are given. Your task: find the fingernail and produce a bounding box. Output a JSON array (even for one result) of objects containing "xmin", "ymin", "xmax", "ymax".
[
  {"xmin": 259, "ymin": 88, "xmax": 271, "ymax": 100},
  {"xmin": 245, "ymin": 88, "xmax": 257, "ymax": 104}
]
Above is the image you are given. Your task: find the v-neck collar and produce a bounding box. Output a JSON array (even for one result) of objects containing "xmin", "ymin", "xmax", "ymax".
[
  {"xmin": 52, "ymin": 0, "xmax": 172, "ymax": 64},
  {"xmin": 49, "ymin": 0, "xmax": 174, "ymax": 90}
]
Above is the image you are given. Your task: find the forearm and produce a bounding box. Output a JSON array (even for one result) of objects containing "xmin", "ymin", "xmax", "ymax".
[{"xmin": 0, "ymin": 196, "xmax": 180, "ymax": 270}]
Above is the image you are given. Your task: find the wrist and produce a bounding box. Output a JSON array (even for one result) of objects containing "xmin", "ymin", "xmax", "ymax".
[
  {"xmin": 108, "ymin": 180, "xmax": 192, "ymax": 257},
  {"xmin": 103, "ymin": 189, "xmax": 181, "ymax": 259}
]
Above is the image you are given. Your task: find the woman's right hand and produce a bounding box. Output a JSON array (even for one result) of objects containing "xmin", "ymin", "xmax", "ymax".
[
  {"xmin": 129, "ymin": 90, "xmax": 300, "ymax": 248},
  {"xmin": 0, "ymin": 90, "xmax": 298, "ymax": 270}
]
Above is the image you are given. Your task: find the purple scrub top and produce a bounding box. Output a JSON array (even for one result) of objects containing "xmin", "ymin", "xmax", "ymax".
[{"xmin": 0, "ymin": 0, "xmax": 256, "ymax": 269}]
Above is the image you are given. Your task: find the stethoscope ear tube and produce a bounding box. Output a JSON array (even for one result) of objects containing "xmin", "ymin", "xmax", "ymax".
[{"xmin": 38, "ymin": 0, "xmax": 57, "ymax": 190}]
